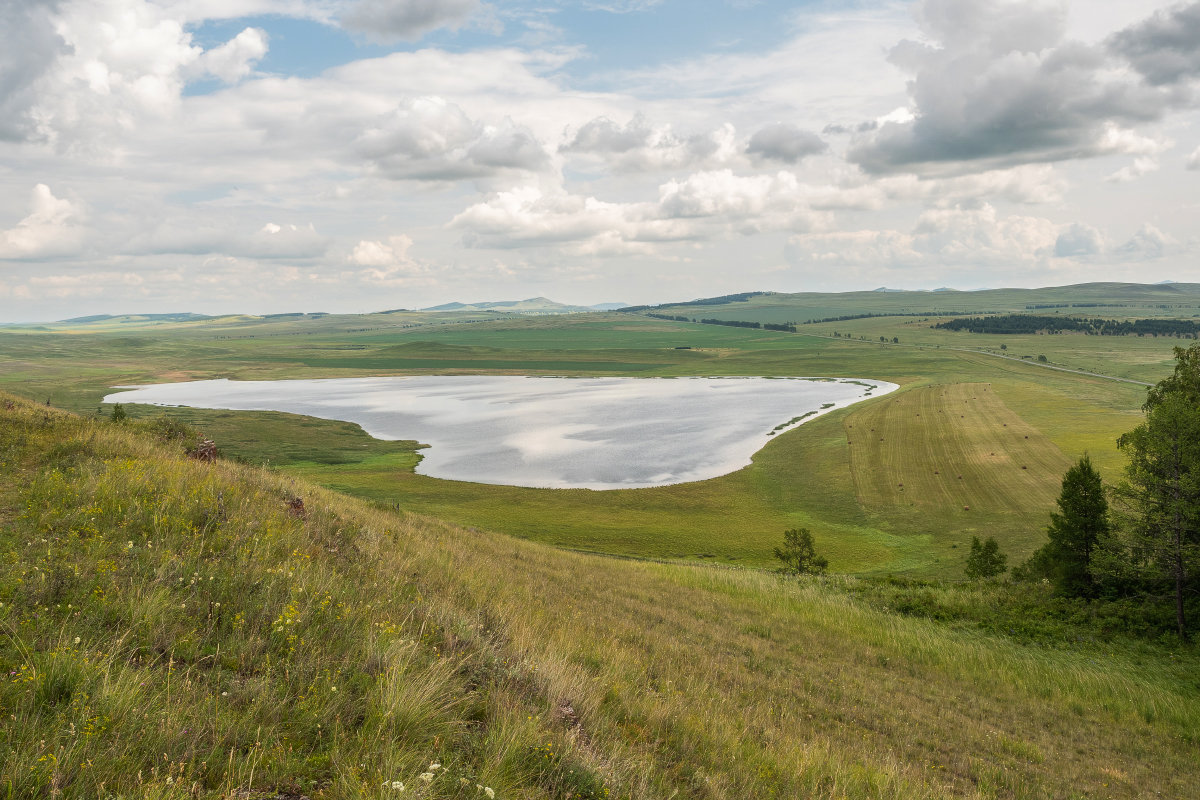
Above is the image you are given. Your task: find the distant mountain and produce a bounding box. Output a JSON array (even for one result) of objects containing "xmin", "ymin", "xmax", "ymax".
[
  {"xmin": 59, "ymin": 312, "xmax": 213, "ymax": 324},
  {"xmin": 422, "ymin": 297, "xmax": 625, "ymax": 315}
]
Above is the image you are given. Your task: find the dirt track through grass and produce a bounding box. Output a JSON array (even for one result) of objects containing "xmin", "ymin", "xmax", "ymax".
[{"xmin": 847, "ymin": 383, "xmax": 1071, "ymax": 516}]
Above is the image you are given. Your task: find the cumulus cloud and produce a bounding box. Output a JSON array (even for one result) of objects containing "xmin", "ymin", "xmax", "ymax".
[
  {"xmin": 745, "ymin": 123, "xmax": 827, "ymax": 164},
  {"xmin": 656, "ymin": 170, "xmax": 826, "ymax": 233},
  {"xmin": 848, "ymin": 0, "xmax": 1179, "ymax": 175},
  {"xmin": 562, "ymin": 114, "xmax": 738, "ymax": 172},
  {"xmin": 354, "ymin": 96, "xmax": 551, "ymax": 181},
  {"xmin": 450, "ymin": 170, "xmax": 829, "ymax": 252},
  {"xmin": 191, "ymin": 27, "xmax": 269, "ymax": 83},
  {"xmin": 1114, "ymin": 223, "xmax": 1174, "ymax": 260},
  {"xmin": 1054, "ymin": 222, "xmax": 1104, "ymax": 257},
  {"xmin": 1108, "ymin": 1, "xmax": 1200, "ymax": 86},
  {"xmin": 341, "ymin": 0, "xmax": 486, "ymax": 43},
  {"xmin": 0, "ymin": 184, "xmax": 86, "ymax": 259},
  {"xmin": 4, "ymin": 1, "xmax": 278, "ymax": 150},
  {"xmin": 346, "ymin": 234, "xmax": 434, "ymax": 283},
  {"xmin": 450, "ymin": 186, "xmax": 643, "ymax": 249}
]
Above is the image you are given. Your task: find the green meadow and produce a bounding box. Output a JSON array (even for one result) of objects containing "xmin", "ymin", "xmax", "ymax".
[{"xmin": 0, "ymin": 283, "xmax": 1191, "ymax": 576}]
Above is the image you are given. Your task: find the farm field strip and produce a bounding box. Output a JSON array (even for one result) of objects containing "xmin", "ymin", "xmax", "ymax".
[{"xmin": 847, "ymin": 383, "xmax": 1071, "ymax": 516}]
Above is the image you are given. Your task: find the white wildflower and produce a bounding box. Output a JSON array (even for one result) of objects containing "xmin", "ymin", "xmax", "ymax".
[
  {"xmin": 418, "ymin": 773, "xmax": 434, "ymax": 783},
  {"xmin": 485, "ymin": 788, "xmax": 495, "ymax": 799},
  {"xmin": 389, "ymin": 781, "xmax": 405, "ymax": 791}
]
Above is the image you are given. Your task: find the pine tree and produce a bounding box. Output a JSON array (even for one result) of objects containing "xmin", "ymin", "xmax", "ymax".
[
  {"xmin": 1117, "ymin": 392, "xmax": 1200, "ymax": 639},
  {"xmin": 1030, "ymin": 455, "xmax": 1109, "ymax": 596}
]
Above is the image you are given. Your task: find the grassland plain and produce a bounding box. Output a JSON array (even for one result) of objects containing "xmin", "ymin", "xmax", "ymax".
[
  {"xmin": 2, "ymin": 393, "xmax": 1198, "ymax": 799},
  {"xmin": 0, "ymin": 287, "xmax": 1182, "ymax": 574}
]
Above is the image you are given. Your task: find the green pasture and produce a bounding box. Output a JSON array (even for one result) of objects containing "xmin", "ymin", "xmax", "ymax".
[{"xmin": 0, "ymin": 290, "xmax": 1179, "ymax": 577}]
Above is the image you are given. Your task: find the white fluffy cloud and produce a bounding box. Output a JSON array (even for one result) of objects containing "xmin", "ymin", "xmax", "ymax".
[
  {"xmin": 190, "ymin": 27, "xmax": 269, "ymax": 83},
  {"xmin": 353, "ymin": 96, "xmax": 551, "ymax": 181},
  {"xmin": 346, "ymin": 234, "xmax": 435, "ymax": 283},
  {"xmin": 0, "ymin": 184, "xmax": 85, "ymax": 259},
  {"xmin": 450, "ymin": 169, "xmax": 831, "ymax": 253},
  {"xmin": 4, "ymin": 0, "xmax": 272, "ymax": 150}
]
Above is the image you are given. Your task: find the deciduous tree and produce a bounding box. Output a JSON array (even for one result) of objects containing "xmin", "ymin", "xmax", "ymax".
[
  {"xmin": 965, "ymin": 536, "xmax": 1007, "ymax": 579},
  {"xmin": 774, "ymin": 528, "xmax": 828, "ymax": 575}
]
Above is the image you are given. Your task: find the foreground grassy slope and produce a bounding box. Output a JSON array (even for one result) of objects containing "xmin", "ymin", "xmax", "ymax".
[{"xmin": 3, "ymin": 394, "xmax": 1199, "ymax": 799}]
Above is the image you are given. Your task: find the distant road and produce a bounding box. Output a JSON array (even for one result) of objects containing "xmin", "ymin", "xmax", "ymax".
[
  {"xmin": 946, "ymin": 347, "xmax": 1153, "ymax": 386},
  {"xmin": 791, "ymin": 329, "xmax": 1155, "ymax": 387}
]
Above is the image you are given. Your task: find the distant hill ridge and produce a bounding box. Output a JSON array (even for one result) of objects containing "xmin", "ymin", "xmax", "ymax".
[
  {"xmin": 622, "ymin": 281, "xmax": 1200, "ymax": 321},
  {"xmin": 421, "ymin": 297, "xmax": 627, "ymax": 314}
]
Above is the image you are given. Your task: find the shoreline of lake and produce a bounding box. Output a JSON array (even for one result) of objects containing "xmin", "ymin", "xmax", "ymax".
[{"xmin": 104, "ymin": 375, "xmax": 898, "ymax": 489}]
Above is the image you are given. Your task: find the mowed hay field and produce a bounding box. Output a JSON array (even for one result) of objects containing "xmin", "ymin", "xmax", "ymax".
[{"xmin": 847, "ymin": 383, "xmax": 1070, "ymax": 516}]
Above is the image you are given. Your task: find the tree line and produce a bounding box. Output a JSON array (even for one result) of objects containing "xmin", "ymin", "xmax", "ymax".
[
  {"xmin": 936, "ymin": 314, "xmax": 1200, "ymax": 337},
  {"xmin": 1017, "ymin": 343, "xmax": 1200, "ymax": 639},
  {"xmin": 644, "ymin": 313, "xmax": 797, "ymax": 333},
  {"xmin": 775, "ymin": 343, "xmax": 1200, "ymax": 640}
]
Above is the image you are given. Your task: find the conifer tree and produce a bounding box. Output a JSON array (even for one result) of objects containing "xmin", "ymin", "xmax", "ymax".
[
  {"xmin": 1030, "ymin": 455, "xmax": 1109, "ymax": 596},
  {"xmin": 1117, "ymin": 392, "xmax": 1200, "ymax": 639}
]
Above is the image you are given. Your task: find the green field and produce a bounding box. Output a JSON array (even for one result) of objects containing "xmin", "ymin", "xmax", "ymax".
[{"xmin": 0, "ymin": 283, "xmax": 1188, "ymax": 576}]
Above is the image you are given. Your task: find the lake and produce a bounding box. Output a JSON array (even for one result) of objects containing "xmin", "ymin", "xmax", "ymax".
[{"xmin": 104, "ymin": 376, "xmax": 896, "ymax": 489}]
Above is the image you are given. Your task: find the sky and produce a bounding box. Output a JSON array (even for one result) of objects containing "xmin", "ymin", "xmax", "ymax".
[{"xmin": 1, "ymin": 0, "xmax": 1198, "ymax": 320}]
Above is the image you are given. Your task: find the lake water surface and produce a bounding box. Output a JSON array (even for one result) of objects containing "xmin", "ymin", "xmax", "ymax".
[{"xmin": 105, "ymin": 376, "xmax": 896, "ymax": 489}]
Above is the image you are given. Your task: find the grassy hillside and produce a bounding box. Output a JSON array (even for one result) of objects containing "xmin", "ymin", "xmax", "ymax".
[{"xmin": 3, "ymin": 393, "xmax": 1199, "ymax": 799}]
